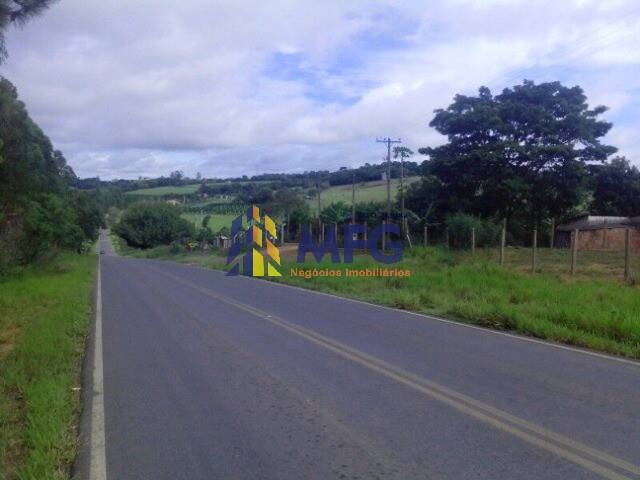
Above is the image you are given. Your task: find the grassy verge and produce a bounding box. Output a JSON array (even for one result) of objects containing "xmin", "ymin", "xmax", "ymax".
[
  {"xmin": 0, "ymin": 253, "xmax": 97, "ymax": 479},
  {"xmin": 112, "ymin": 238, "xmax": 640, "ymax": 359}
]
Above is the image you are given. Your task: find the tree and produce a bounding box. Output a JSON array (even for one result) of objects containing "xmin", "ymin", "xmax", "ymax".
[
  {"xmin": 0, "ymin": 76, "xmax": 102, "ymax": 270},
  {"xmin": 114, "ymin": 203, "xmax": 194, "ymax": 249},
  {"xmin": 320, "ymin": 201, "xmax": 351, "ymax": 225},
  {"xmin": 590, "ymin": 157, "xmax": 640, "ymax": 216},
  {"xmin": 169, "ymin": 170, "xmax": 184, "ymax": 183},
  {"xmin": 0, "ymin": 0, "xmax": 59, "ymax": 61},
  {"xmin": 421, "ymin": 80, "xmax": 616, "ymax": 230}
]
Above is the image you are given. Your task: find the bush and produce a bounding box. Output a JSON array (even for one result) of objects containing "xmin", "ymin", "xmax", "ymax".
[
  {"xmin": 446, "ymin": 213, "xmax": 501, "ymax": 249},
  {"xmin": 115, "ymin": 203, "xmax": 194, "ymax": 248}
]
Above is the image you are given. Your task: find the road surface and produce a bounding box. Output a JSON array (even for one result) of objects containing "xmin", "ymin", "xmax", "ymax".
[{"xmin": 79, "ymin": 231, "xmax": 640, "ymax": 479}]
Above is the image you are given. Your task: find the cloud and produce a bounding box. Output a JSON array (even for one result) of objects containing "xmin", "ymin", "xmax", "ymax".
[{"xmin": 1, "ymin": 0, "xmax": 639, "ymax": 179}]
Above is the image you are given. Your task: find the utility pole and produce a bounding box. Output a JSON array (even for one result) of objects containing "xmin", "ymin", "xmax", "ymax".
[
  {"xmin": 316, "ymin": 174, "xmax": 322, "ymax": 238},
  {"xmin": 351, "ymin": 171, "xmax": 356, "ymax": 224},
  {"xmin": 376, "ymin": 137, "xmax": 401, "ymax": 250}
]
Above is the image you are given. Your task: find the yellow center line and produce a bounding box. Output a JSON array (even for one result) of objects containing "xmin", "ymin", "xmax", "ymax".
[{"xmin": 153, "ymin": 266, "xmax": 639, "ymax": 480}]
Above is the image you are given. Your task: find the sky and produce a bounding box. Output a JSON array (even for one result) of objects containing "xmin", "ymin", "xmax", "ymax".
[{"xmin": 1, "ymin": 0, "xmax": 640, "ymax": 180}]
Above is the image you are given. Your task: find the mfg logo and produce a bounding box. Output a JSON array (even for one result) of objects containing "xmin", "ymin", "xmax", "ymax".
[
  {"xmin": 297, "ymin": 224, "xmax": 403, "ymax": 264},
  {"xmin": 227, "ymin": 206, "xmax": 403, "ymax": 278}
]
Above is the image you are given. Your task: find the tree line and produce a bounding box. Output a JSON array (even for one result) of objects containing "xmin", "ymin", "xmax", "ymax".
[{"xmin": 0, "ymin": 77, "xmax": 103, "ymax": 272}]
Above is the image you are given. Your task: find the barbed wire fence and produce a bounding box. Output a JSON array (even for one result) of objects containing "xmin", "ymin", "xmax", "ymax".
[{"xmin": 280, "ymin": 217, "xmax": 637, "ymax": 283}]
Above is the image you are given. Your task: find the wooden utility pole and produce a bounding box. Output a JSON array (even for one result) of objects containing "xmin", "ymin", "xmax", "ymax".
[
  {"xmin": 280, "ymin": 223, "xmax": 285, "ymax": 246},
  {"xmin": 423, "ymin": 225, "xmax": 428, "ymax": 247},
  {"xmin": 570, "ymin": 229, "xmax": 579, "ymax": 277},
  {"xmin": 445, "ymin": 227, "xmax": 449, "ymax": 249},
  {"xmin": 624, "ymin": 228, "xmax": 631, "ymax": 281},
  {"xmin": 376, "ymin": 137, "xmax": 401, "ymax": 251},
  {"xmin": 351, "ymin": 171, "xmax": 356, "ymax": 225},
  {"xmin": 550, "ymin": 218, "xmax": 555, "ymax": 249},
  {"xmin": 316, "ymin": 176, "xmax": 322, "ymax": 236},
  {"xmin": 471, "ymin": 227, "xmax": 476, "ymax": 254},
  {"xmin": 499, "ymin": 218, "xmax": 507, "ymax": 266},
  {"xmin": 532, "ymin": 228, "xmax": 538, "ymax": 273},
  {"xmin": 400, "ymin": 153, "xmax": 405, "ymax": 237}
]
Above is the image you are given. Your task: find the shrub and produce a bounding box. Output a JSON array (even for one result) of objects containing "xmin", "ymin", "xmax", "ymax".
[
  {"xmin": 115, "ymin": 203, "xmax": 194, "ymax": 248},
  {"xmin": 446, "ymin": 213, "xmax": 501, "ymax": 249}
]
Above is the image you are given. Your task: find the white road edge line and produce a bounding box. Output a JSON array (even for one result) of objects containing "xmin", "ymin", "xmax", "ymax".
[
  {"xmin": 90, "ymin": 254, "xmax": 107, "ymax": 480},
  {"xmin": 238, "ymin": 271, "xmax": 640, "ymax": 368}
]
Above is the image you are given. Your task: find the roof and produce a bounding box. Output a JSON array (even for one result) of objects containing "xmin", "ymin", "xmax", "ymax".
[{"xmin": 557, "ymin": 215, "xmax": 639, "ymax": 231}]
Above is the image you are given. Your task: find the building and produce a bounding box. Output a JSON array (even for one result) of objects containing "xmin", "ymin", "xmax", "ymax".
[
  {"xmin": 555, "ymin": 216, "xmax": 640, "ymax": 250},
  {"xmin": 215, "ymin": 235, "xmax": 231, "ymax": 249}
]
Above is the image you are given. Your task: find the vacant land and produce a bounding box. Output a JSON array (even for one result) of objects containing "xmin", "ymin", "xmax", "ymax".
[
  {"xmin": 0, "ymin": 253, "xmax": 97, "ymax": 480},
  {"xmin": 181, "ymin": 213, "xmax": 236, "ymax": 231},
  {"xmin": 313, "ymin": 177, "xmax": 420, "ymax": 208},
  {"xmin": 465, "ymin": 246, "xmax": 640, "ymax": 282},
  {"xmin": 125, "ymin": 184, "xmax": 201, "ymax": 196},
  {"xmin": 123, "ymin": 244, "xmax": 640, "ymax": 358}
]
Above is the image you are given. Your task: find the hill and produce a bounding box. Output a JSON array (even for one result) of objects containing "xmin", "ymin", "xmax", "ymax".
[{"xmin": 312, "ymin": 177, "xmax": 420, "ymax": 208}]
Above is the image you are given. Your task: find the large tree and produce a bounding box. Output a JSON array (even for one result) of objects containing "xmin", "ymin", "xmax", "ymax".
[
  {"xmin": 590, "ymin": 157, "xmax": 640, "ymax": 216},
  {"xmin": 418, "ymin": 80, "xmax": 616, "ymax": 227},
  {"xmin": 0, "ymin": 0, "xmax": 58, "ymax": 60}
]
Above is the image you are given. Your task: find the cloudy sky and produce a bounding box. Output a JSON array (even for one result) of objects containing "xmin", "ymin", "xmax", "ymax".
[{"xmin": 2, "ymin": 0, "xmax": 639, "ymax": 179}]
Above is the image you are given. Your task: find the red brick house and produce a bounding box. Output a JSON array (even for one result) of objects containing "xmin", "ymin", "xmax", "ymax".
[{"xmin": 555, "ymin": 216, "xmax": 640, "ymax": 250}]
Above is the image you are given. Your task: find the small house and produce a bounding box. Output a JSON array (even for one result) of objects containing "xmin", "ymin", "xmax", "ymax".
[
  {"xmin": 555, "ymin": 216, "xmax": 640, "ymax": 250},
  {"xmin": 216, "ymin": 235, "xmax": 231, "ymax": 249}
]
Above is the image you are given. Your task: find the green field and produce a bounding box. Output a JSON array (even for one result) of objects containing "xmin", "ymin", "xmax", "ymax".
[
  {"xmin": 125, "ymin": 184, "xmax": 201, "ymax": 196},
  {"xmin": 189, "ymin": 196, "xmax": 233, "ymax": 208},
  {"xmin": 313, "ymin": 177, "xmax": 420, "ymax": 208},
  {"xmin": 181, "ymin": 213, "xmax": 236, "ymax": 232},
  {"xmin": 0, "ymin": 253, "xmax": 97, "ymax": 479}
]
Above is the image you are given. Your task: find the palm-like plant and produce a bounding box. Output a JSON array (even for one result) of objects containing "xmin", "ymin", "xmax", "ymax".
[{"xmin": 0, "ymin": 0, "xmax": 58, "ymax": 60}]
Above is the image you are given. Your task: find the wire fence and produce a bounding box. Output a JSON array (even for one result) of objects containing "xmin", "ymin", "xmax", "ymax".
[{"xmin": 280, "ymin": 220, "xmax": 638, "ymax": 284}]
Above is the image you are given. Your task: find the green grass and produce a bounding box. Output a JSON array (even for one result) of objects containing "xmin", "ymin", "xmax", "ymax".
[
  {"xmin": 313, "ymin": 177, "xmax": 420, "ymax": 208},
  {"xmin": 465, "ymin": 246, "xmax": 640, "ymax": 282},
  {"xmin": 125, "ymin": 184, "xmax": 201, "ymax": 196},
  {"xmin": 189, "ymin": 196, "xmax": 233, "ymax": 208},
  {"xmin": 0, "ymin": 253, "xmax": 97, "ymax": 480},
  {"xmin": 181, "ymin": 213, "xmax": 236, "ymax": 231}
]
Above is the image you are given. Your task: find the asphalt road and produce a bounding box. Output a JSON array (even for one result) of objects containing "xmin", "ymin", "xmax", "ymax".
[{"xmin": 87, "ymin": 231, "xmax": 640, "ymax": 480}]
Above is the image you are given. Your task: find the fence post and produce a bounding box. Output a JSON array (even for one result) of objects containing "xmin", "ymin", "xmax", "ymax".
[
  {"xmin": 471, "ymin": 227, "xmax": 476, "ymax": 255},
  {"xmin": 550, "ymin": 218, "xmax": 555, "ymax": 249},
  {"xmin": 571, "ymin": 228, "xmax": 579, "ymax": 277},
  {"xmin": 532, "ymin": 228, "xmax": 538, "ymax": 273},
  {"xmin": 423, "ymin": 225, "xmax": 428, "ymax": 247},
  {"xmin": 625, "ymin": 228, "xmax": 631, "ymax": 281},
  {"xmin": 499, "ymin": 218, "xmax": 506, "ymax": 266},
  {"xmin": 364, "ymin": 221, "xmax": 368, "ymax": 252},
  {"xmin": 382, "ymin": 222, "xmax": 386, "ymax": 252},
  {"xmin": 445, "ymin": 227, "xmax": 449, "ymax": 249}
]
